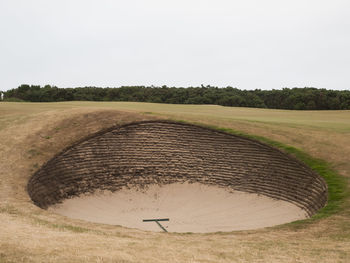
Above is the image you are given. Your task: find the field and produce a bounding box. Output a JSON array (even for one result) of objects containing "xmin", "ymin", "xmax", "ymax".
[{"xmin": 0, "ymin": 101, "xmax": 350, "ymax": 263}]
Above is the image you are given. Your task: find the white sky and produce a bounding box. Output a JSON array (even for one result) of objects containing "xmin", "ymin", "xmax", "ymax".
[{"xmin": 0, "ymin": 0, "xmax": 349, "ymax": 91}]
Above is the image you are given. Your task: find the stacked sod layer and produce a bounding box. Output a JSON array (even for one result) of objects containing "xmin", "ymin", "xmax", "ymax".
[{"xmin": 28, "ymin": 121, "xmax": 327, "ymax": 216}]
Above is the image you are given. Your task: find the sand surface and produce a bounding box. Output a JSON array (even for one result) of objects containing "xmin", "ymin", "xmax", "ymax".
[{"xmin": 50, "ymin": 183, "xmax": 308, "ymax": 233}]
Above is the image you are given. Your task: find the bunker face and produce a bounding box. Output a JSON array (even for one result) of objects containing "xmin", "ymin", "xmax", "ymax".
[{"xmin": 28, "ymin": 121, "xmax": 327, "ymax": 233}]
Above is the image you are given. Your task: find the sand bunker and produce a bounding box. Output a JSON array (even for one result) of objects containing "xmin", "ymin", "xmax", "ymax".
[
  {"xmin": 50, "ymin": 183, "xmax": 307, "ymax": 233},
  {"xmin": 28, "ymin": 121, "xmax": 327, "ymax": 232}
]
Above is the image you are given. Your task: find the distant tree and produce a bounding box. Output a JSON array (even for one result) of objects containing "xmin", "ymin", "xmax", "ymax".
[
  {"xmin": 3, "ymin": 85, "xmax": 350, "ymax": 110},
  {"xmin": 306, "ymin": 100, "xmax": 316, "ymax": 110}
]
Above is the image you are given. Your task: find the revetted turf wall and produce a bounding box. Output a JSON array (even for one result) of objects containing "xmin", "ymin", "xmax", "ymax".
[{"xmin": 27, "ymin": 120, "xmax": 327, "ymax": 216}]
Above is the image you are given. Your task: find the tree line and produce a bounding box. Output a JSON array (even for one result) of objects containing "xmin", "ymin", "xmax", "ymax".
[{"xmin": 2, "ymin": 84, "xmax": 350, "ymax": 110}]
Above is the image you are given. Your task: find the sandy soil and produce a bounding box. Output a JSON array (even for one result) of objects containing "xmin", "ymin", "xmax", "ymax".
[{"xmin": 50, "ymin": 182, "xmax": 308, "ymax": 233}]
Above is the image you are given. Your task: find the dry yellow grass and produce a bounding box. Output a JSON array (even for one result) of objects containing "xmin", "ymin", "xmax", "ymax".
[{"xmin": 0, "ymin": 101, "xmax": 349, "ymax": 263}]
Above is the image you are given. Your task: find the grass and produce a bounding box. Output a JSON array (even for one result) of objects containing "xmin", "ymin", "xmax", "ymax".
[{"xmin": 0, "ymin": 101, "xmax": 350, "ymax": 262}]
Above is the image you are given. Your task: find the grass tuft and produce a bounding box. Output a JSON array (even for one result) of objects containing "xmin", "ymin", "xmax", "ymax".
[{"xmin": 33, "ymin": 218, "xmax": 91, "ymax": 233}]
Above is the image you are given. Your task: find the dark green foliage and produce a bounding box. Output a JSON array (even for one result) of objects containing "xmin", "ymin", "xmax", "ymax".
[{"xmin": 3, "ymin": 85, "xmax": 350, "ymax": 110}]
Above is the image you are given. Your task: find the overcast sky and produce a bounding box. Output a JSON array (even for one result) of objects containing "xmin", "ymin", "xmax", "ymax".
[{"xmin": 0, "ymin": 0, "xmax": 349, "ymax": 91}]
